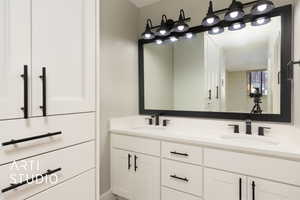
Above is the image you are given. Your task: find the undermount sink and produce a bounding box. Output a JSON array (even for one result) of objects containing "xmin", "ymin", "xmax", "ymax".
[{"xmin": 220, "ymin": 134, "xmax": 280, "ymax": 146}]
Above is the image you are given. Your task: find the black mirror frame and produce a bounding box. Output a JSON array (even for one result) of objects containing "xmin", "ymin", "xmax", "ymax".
[{"xmin": 138, "ymin": 5, "xmax": 292, "ymax": 122}]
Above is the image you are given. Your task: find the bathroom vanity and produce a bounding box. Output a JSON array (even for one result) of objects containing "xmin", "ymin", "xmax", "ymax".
[{"xmin": 110, "ymin": 116, "xmax": 300, "ymax": 200}]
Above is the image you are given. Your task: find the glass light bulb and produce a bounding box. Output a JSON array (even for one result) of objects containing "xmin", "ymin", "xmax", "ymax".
[
  {"xmin": 159, "ymin": 30, "xmax": 167, "ymax": 35},
  {"xmin": 257, "ymin": 18, "xmax": 265, "ymax": 25},
  {"xmin": 230, "ymin": 11, "xmax": 239, "ymax": 19},
  {"xmin": 233, "ymin": 23, "xmax": 241, "ymax": 29},
  {"xmin": 257, "ymin": 4, "xmax": 267, "ymax": 12},
  {"xmin": 145, "ymin": 33, "xmax": 152, "ymax": 39},
  {"xmin": 212, "ymin": 27, "xmax": 220, "ymax": 33},
  {"xmin": 206, "ymin": 17, "xmax": 215, "ymax": 24},
  {"xmin": 170, "ymin": 36, "xmax": 178, "ymax": 42},
  {"xmin": 177, "ymin": 25, "xmax": 185, "ymax": 31},
  {"xmin": 156, "ymin": 39, "xmax": 163, "ymax": 45},
  {"xmin": 186, "ymin": 33, "xmax": 193, "ymax": 39}
]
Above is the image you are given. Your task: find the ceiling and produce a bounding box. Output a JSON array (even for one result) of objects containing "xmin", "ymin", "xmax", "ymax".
[{"xmin": 128, "ymin": 0, "xmax": 161, "ymax": 8}]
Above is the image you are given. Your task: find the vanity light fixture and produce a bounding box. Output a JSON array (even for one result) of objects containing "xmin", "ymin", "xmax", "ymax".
[
  {"xmin": 228, "ymin": 21, "xmax": 246, "ymax": 31},
  {"xmin": 208, "ymin": 26, "xmax": 224, "ymax": 35},
  {"xmin": 157, "ymin": 15, "xmax": 171, "ymax": 36},
  {"xmin": 174, "ymin": 9, "xmax": 190, "ymax": 32},
  {"xmin": 156, "ymin": 39, "xmax": 163, "ymax": 45},
  {"xmin": 252, "ymin": 16, "xmax": 271, "ymax": 26},
  {"xmin": 251, "ymin": 0, "xmax": 275, "ymax": 15},
  {"xmin": 185, "ymin": 32, "xmax": 193, "ymax": 39},
  {"xmin": 202, "ymin": 1, "xmax": 221, "ymax": 27},
  {"xmin": 169, "ymin": 36, "xmax": 178, "ymax": 42},
  {"xmin": 141, "ymin": 19, "xmax": 155, "ymax": 40},
  {"xmin": 224, "ymin": 0, "xmax": 245, "ymax": 21}
]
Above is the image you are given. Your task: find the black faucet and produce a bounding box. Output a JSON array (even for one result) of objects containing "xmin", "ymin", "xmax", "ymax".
[
  {"xmin": 246, "ymin": 119, "xmax": 252, "ymax": 135},
  {"xmin": 152, "ymin": 113, "xmax": 161, "ymax": 126}
]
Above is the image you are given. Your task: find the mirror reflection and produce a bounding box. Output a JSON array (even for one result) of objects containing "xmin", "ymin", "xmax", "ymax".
[{"xmin": 144, "ymin": 16, "xmax": 281, "ymax": 114}]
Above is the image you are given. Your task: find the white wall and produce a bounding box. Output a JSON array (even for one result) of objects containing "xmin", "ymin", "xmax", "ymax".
[{"xmin": 100, "ymin": 0, "xmax": 139, "ymax": 195}]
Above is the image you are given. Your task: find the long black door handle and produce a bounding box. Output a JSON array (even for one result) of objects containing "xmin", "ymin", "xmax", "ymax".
[
  {"xmin": 128, "ymin": 154, "xmax": 131, "ymax": 170},
  {"xmin": 134, "ymin": 155, "xmax": 138, "ymax": 171},
  {"xmin": 170, "ymin": 175, "xmax": 189, "ymax": 182},
  {"xmin": 1, "ymin": 168, "xmax": 62, "ymax": 193},
  {"xmin": 209, "ymin": 89, "xmax": 212, "ymax": 100},
  {"xmin": 170, "ymin": 151, "xmax": 189, "ymax": 157},
  {"xmin": 20, "ymin": 65, "xmax": 29, "ymax": 119},
  {"xmin": 1, "ymin": 131, "xmax": 62, "ymax": 146},
  {"xmin": 39, "ymin": 67, "xmax": 47, "ymax": 116},
  {"xmin": 239, "ymin": 178, "xmax": 242, "ymax": 200},
  {"xmin": 216, "ymin": 86, "xmax": 219, "ymax": 99},
  {"xmin": 252, "ymin": 181, "xmax": 256, "ymax": 200}
]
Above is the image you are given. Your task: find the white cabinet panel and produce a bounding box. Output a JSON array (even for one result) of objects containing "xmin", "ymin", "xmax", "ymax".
[
  {"xmin": 31, "ymin": 0, "xmax": 96, "ymax": 116},
  {"xmin": 28, "ymin": 169, "xmax": 95, "ymax": 200},
  {"xmin": 0, "ymin": 141, "xmax": 95, "ymax": 200},
  {"xmin": 162, "ymin": 187, "xmax": 202, "ymax": 200},
  {"xmin": 0, "ymin": 0, "xmax": 31, "ymax": 120},
  {"xmin": 248, "ymin": 177, "xmax": 300, "ymax": 200},
  {"xmin": 204, "ymin": 168, "xmax": 247, "ymax": 200}
]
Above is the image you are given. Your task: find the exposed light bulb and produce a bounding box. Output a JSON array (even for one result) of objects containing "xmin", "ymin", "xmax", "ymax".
[
  {"xmin": 177, "ymin": 25, "xmax": 185, "ymax": 31},
  {"xmin": 212, "ymin": 27, "xmax": 220, "ymax": 33},
  {"xmin": 170, "ymin": 36, "xmax": 178, "ymax": 42},
  {"xmin": 233, "ymin": 23, "xmax": 241, "ymax": 29},
  {"xmin": 156, "ymin": 39, "xmax": 163, "ymax": 44},
  {"xmin": 206, "ymin": 17, "xmax": 215, "ymax": 24},
  {"xmin": 186, "ymin": 33, "xmax": 193, "ymax": 39},
  {"xmin": 159, "ymin": 30, "xmax": 167, "ymax": 35},
  {"xmin": 257, "ymin": 4, "xmax": 267, "ymax": 12},
  {"xmin": 257, "ymin": 18, "xmax": 265, "ymax": 25},
  {"xmin": 230, "ymin": 11, "xmax": 239, "ymax": 19},
  {"xmin": 145, "ymin": 33, "xmax": 152, "ymax": 39}
]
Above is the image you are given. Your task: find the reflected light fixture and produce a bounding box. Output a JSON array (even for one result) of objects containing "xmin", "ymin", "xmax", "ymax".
[
  {"xmin": 157, "ymin": 15, "xmax": 171, "ymax": 36},
  {"xmin": 174, "ymin": 9, "xmax": 190, "ymax": 32},
  {"xmin": 208, "ymin": 26, "xmax": 224, "ymax": 35},
  {"xmin": 169, "ymin": 36, "xmax": 178, "ymax": 42},
  {"xmin": 224, "ymin": 0, "xmax": 245, "ymax": 21},
  {"xmin": 252, "ymin": 16, "xmax": 271, "ymax": 26},
  {"xmin": 156, "ymin": 39, "xmax": 163, "ymax": 45},
  {"xmin": 141, "ymin": 19, "xmax": 155, "ymax": 40},
  {"xmin": 251, "ymin": 0, "xmax": 274, "ymax": 15},
  {"xmin": 185, "ymin": 32, "xmax": 193, "ymax": 39},
  {"xmin": 228, "ymin": 21, "xmax": 246, "ymax": 31},
  {"xmin": 202, "ymin": 1, "xmax": 221, "ymax": 27}
]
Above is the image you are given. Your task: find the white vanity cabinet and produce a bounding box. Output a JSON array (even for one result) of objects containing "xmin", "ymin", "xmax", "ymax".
[{"xmin": 111, "ymin": 133, "xmax": 300, "ymax": 200}]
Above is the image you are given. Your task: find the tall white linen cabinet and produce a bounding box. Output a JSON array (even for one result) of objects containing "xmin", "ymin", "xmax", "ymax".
[{"xmin": 0, "ymin": 0, "xmax": 100, "ymax": 199}]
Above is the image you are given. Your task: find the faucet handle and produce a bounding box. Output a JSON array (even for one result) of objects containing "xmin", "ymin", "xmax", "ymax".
[
  {"xmin": 228, "ymin": 124, "xmax": 240, "ymax": 133},
  {"xmin": 163, "ymin": 119, "xmax": 170, "ymax": 127},
  {"xmin": 258, "ymin": 127, "xmax": 271, "ymax": 136},
  {"xmin": 145, "ymin": 117, "xmax": 153, "ymax": 125}
]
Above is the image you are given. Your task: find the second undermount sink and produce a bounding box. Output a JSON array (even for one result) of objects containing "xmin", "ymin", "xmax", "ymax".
[{"xmin": 220, "ymin": 134, "xmax": 280, "ymax": 146}]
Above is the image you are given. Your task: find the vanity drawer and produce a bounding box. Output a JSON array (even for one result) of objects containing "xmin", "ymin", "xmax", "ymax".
[
  {"xmin": 204, "ymin": 148, "xmax": 300, "ymax": 186},
  {"xmin": 162, "ymin": 159, "xmax": 203, "ymax": 197},
  {"xmin": 162, "ymin": 142, "xmax": 203, "ymax": 165},
  {"xmin": 28, "ymin": 169, "xmax": 95, "ymax": 200},
  {"xmin": 0, "ymin": 113, "xmax": 95, "ymax": 165},
  {"xmin": 162, "ymin": 187, "xmax": 202, "ymax": 200},
  {"xmin": 0, "ymin": 141, "xmax": 95, "ymax": 200},
  {"xmin": 111, "ymin": 134, "xmax": 160, "ymax": 156}
]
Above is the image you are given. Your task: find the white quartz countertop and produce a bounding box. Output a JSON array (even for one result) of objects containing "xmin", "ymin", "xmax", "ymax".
[{"xmin": 110, "ymin": 116, "xmax": 300, "ymax": 161}]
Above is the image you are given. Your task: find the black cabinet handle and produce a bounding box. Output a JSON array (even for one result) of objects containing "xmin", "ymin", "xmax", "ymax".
[
  {"xmin": 252, "ymin": 181, "xmax": 256, "ymax": 200},
  {"xmin": 39, "ymin": 67, "xmax": 47, "ymax": 116},
  {"xmin": 170, "ymin": 151, "xmax": 189, "ymax": 157},
  {"xmin": 216, "ymin": 86, "xmax": 219, "ymax": 99},
  {"xmin": 1, "ymin": 131, "xmax": 62, "ymax": 146},
  {"xmin": 128, "ymin": 154, "xmax": 131, "ymax": 170},
  {"xmin": 20, "ymin": 65, "xmax": 29, "ymax": 119},
  {"xmin": 134, "ymin": 155, "xmax": 138, "ymax": 171},
  {"xmin": 170, "ymin": 175, "xmax": 189, "ymax": 182},
  {"xmin": 239, "ymin": 178, "xmax": 242, "ymax": 200},
  {"xmin": 208, "ymin": 89, "xmax": 212, "ymax": 100},
  {"xmin": 1, "ymin": 168, "xmax": 61, "ymax": 193}
]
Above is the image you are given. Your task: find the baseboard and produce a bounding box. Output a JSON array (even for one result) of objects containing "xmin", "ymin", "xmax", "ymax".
[{"xmin": 100, "ymin": 190, "xmax": 115, "ymax": 200}]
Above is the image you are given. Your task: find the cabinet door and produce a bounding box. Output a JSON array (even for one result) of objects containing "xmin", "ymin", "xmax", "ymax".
[
  {"xmin": 133, "ymin": 153, "xmax": 160, "ymax": 200},
  {"xmin": 31, "ymin": 0, "xmax": 96, "ymax": 116},
  {"xmin": 111, "ymin": 149, "xmax": 134, "ymax": 199},
  {"xmin": 248, "ymin": 178, "xmax": 300, "ymax": 200},
  {"xmin": 204, "ymin": 168, "xmax": 247, "ymax": 200},
  {"xmin": 0, "ymin": 0, "xmax": 31, "ymax": 120}
]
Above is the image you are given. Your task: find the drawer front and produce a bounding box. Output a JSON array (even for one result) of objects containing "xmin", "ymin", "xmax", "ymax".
[
  {"xmin": 162, "ymin": 142, "xmax": 203, "ymax": 165},
  {"xmin": 162, "ymin": 187, "xmax": 202, "ymax": 200},
  {"xmin": 0, "ymin": 141, "xmax": 95, "ymax": 200},
  {"xmin": 111, "ymin": 134, "xmax": 160, "ymax": 156},
  {"xmin": 162, "ymin": 159, "xmax": 203, "ymax": 197},
  {"xmin": 204, "ymin": 148, "xmax": 300, "ymax": 186},
  {"xmin": 0, "ymin": 113, "xmax": 95, "ymax": 165},
  {"xmin": 28, "ymin": 169, "xmax": 95, "ymax": 200}
]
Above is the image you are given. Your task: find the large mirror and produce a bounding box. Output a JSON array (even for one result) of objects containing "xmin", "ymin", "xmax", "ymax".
[{"xmin": 139, "ymin": 6, "xmax": 291, "ymax": 122}]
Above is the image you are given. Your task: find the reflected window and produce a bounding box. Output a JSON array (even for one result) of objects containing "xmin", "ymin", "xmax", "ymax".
[{"xmin": 248, "ymin": 71, "xmax": 268, "ymax": 96}]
